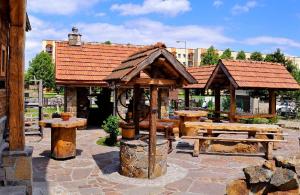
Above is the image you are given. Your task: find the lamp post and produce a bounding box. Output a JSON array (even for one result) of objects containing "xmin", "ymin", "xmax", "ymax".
[{"xmin": 176, "ymin": 40, "xmax": 187, "ymax": 66}]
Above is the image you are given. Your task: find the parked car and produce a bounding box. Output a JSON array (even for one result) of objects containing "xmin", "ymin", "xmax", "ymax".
[{"xmin": 277, "ymin": 101, "xmax": 296, "ymax": 117}]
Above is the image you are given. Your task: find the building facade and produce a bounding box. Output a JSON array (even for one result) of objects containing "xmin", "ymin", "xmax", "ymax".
[{"xmin": 167, "ymin": 47, "xmax": 300, "ymax": 68}]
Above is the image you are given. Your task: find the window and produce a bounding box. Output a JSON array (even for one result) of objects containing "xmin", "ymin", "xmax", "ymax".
[
  {"xmin": 183, "ymin": 62, "xmax": 186, "ymax": 65},
  {"xmin": 183, "ymin": 54, "xmax": 186, "ymax": 58},
  {"xmin": 0, "ymin": 45, "xmax": 6, "ymax": 77},
  {"xmin": 178, "ymin": 54, "xmax": 181, "ymax": 58},
  {"xmin": 46, "ymin": 44, "xmax": 53, "ymax": 56}
]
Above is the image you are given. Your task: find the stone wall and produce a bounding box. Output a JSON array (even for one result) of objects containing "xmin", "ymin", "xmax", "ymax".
[
  {"xmin": 2, "ymin": 147, "xmax": 33, "ymax": 195},
  {"xmin": 0, "ymin": 116, "xmax": 7, "ymax": 146},
  {"xmin": 120, "ymin": 139, "xmax": 168, "ymax": 178},
  {"xmin": 64, "ymin": 87, "xmax": 77, "ymax": 116},
  {"xmin": 159, "ymin": 88, "xmax": 169, "ymax": 119},
  {"xmin": 0, "ymin": 90, "xmax": 6, "ymax": 118}
]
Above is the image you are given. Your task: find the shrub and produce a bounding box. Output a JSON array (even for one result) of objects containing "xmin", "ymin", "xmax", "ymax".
[
  {"xmin": 101, "ymin": 115, "xmax": 120, "ymax": 146},
  {"xmin": 268, "ymin": 116, "xmax": 278, "ymax": 124}
]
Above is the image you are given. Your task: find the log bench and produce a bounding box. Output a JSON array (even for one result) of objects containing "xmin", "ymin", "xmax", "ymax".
[{"xmin": 181, "ymin": 136, "xmax": 287, "ymax": 159}]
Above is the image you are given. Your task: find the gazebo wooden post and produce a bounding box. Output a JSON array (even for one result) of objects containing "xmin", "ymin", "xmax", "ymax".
[
  {"xmin": 269, "ymin": 89, "xmax": 276, "ymax": 115},
  {"xmin": 8, "ymin": 0, "xmax": 26, "ymax": 151},
  {"xmin": 149, "ymin": 85, "xmax": 158, "ymax": 179},
  {"xmin": 229, "ymin": 84, "xmax": 236, "ymax": 122},
  {"xmin": 133, "ymin": 84, "xmax": 141, "ymax": 135},
  {"xmin": 214, "ymin": 88, "xmax": 221, "ymax": 122},
  {"xmin": 184, "ymin": 88, "xmax": 190, "ymax": 110}
]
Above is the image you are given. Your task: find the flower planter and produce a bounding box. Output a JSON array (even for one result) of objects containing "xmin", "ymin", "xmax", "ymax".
[{"xmin": 61, "ymin": 112, "xmax": 73, "ymax": 121}]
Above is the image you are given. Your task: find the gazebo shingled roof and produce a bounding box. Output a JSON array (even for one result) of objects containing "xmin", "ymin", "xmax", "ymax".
[
  {"xmin": 184, "ymin": 65, "xmax": 216, "ymax": 89},
  {"xmin": 105, "ymin": 42, "xmax": 197, "ymax": 86},
  {"xmin": 206, "ymin": 59, "xmax": 300, "ymax": 90}
]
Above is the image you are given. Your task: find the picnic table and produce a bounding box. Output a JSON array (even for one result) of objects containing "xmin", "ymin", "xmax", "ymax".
[
  {"xmin": 181, "ymin": 122, "xmax": 285, "ymax": 159},
  {"xmin": 174, "ymin": 110, "xmax": 208, "ymax": 136},
  {"xmin": 39, "ymin": 117, "xmax": 87, "ymax": 160}
]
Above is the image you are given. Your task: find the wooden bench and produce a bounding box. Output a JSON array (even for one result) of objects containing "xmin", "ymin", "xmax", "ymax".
[{"xmin": 181, "ymin": 136, "xmax": 287, "ymax": 159}]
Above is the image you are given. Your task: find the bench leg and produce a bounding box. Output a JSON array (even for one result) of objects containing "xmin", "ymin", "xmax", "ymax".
[
  {"xmin": 264, "ymin": 142, "xmax": 273, "ymax": 160},
  {"xmin": 193, "ymin": 139, "xmax": 200, "ymax": 157}
]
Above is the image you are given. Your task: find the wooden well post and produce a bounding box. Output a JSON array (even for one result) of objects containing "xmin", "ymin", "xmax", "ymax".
[
  {"xmin": 133, "ymin": 84, "xmax": 141, "ymax": 135},
  {"xmin": 148, "ymin": 84, "xmax": 158, "ymax": 179},
  {"xmin": 8, "ymin": 0, "xmax": 26, "ymax": 151}
]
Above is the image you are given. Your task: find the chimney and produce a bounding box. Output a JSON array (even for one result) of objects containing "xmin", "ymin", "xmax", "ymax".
[{"xmin": 68, "ymin": 27, "xmax": 82, "ymax": 46}]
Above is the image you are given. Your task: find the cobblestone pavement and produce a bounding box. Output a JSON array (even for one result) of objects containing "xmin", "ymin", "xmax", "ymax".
[{"xmin": 27, "ymin": 127, "xmax": 300, "ymax": 195}]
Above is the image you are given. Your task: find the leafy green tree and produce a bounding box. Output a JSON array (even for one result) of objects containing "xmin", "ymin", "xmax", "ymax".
[
  {"xmin": 25, "ymin": 52, "xmax": 55, "ymax": 89},
  {"xmin": 103, "ymin": 40, "xmax": 111, "ymax": 45},
  {"xmin": 220, "ymin": 48, "xmax": 233, "ymax": 59},
  {"xmin": 201, "ymin": 46, "xmax": 219, "ymax": 65},
  {"xmin": 264, "ymin": 49, "xmax": 285, "ymax": 63},
  {"xmin": 250, "ymin": 51, "xmax": 264, "ymax": 61},
  {"xmin": 236, "ymin": 50, "xmax": 246, "ymax": 60}
]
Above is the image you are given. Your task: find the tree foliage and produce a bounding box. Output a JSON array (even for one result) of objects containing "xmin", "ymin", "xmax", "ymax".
[
  {"xmin": 250, "ymin": 51, "xmax": 264, "ymax": 61},
  {"xmin": 236, "ymin": 50, "xmax": 246, "ymax": 60},
  {"xmin": 25, "ymin": 52, "xmax": 55, "ymax": 89},
  {"xmin": 201, "ymin": 46, "xmax": 219, "ymax": 65},
  {"xmin": 220, "ymin": 48, "xmax": 233, "ymax": 59}
]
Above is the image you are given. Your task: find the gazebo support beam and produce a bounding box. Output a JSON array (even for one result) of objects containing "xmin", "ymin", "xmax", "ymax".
[
  {"xmin": 8, "ymin": 0, "xmax": 26, "ymax": 151},
  {"xmin": 184, "ymin": 89, "xmax": 190, "ymax": 110},
  {"xmin": 269, "ymin": 89, "xmax": 276, "ymax": 115},
  {"xmin": 214, "ymin": 88, "xmax": 221, "ymax": 122},
  {"xmin": 133, "ymin": 84, "xmax": 141, "ymax": 135},
  {"xmin": 149, "ymin": 85, "xmax": 158, "ymax": 179},
  {"xmin": 229, "ymin": 84, "xmax": 236, "ymax": 122}
]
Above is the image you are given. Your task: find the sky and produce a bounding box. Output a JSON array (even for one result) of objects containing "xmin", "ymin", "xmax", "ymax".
[{"xmin": 26, "ymin": 0, "xmax": 300, "ymax": 67}]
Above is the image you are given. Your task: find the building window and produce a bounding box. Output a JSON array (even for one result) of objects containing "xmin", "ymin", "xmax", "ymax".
[
  {"xmin": 183, "ymin": 62, "xmax": 186, "ymax": 65},
  {"xmin": 183, "ymin": 54, "xmax": 186, "ymax": 58},
  {"xmin": 46, "ymin": 44, "xmax": 53, "ymax": 56},
  {"xmin": 178, "ymin": 54, "xmax": 181, "ymax": 58},
  {"xmin": 0, "ymin": 45, "xmax": 6, "ymax": 77}
]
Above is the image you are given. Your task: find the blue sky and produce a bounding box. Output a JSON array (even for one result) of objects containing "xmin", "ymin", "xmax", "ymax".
[{"xmin": 26, "ymin": 0, "xmax": 300, "ymax": 67}]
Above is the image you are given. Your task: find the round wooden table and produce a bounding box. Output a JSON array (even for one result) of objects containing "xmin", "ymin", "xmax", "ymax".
[
  {"xmin": 174, "ymin": 110, "xmax": 208, "ymax": 136},
  {"xmin": 39, "ymin": 117, "xmax": 87, "ymax": 160}
]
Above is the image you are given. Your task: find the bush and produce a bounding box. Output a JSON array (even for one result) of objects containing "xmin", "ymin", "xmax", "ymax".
[
  {"xmin": 268, "ymin": 116, "xmax": 278, "ymax": 124},
  {"xmin": 240, "ymin": 118, "xmax": 269, "ymax": 124},
  {"xmin": 101, "ymin": 115, "xmax": 120, "ymax": 146}
]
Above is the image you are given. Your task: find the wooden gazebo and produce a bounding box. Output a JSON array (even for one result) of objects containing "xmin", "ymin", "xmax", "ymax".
[
  {"xmin": 205, "ymin": 59, "xmax": 300, "ymax": 122},
  {"xmin": 105, "ymin": 43, "xmax": 197, "ymax": 178}
]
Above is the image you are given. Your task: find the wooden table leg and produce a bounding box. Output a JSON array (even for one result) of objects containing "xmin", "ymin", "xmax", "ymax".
[
  {"xmin": 193, "ymin": 139, "xmax": 200, "ymax": 157},
  {"xmin": 51, "ymin": 127, "xmax": 76, "ymax": 159},
  {"xmin": 179, "ymin": 116, "xmax": 184, "ymax": 137}
]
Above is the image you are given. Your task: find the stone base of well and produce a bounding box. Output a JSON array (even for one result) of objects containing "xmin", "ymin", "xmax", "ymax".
[
  {"xmin": 1, "ymin": 146, "xmax": 33, "ymax": 195},
  {"xmin": 120, "ymin": 139, "xmax": 168, "ymax": 179}
]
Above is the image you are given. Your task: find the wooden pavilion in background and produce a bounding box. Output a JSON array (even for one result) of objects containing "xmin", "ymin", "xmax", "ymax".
[
  {"xmin": 105, "ymin": 43, "xmax": 197, "ymax": 178},
  {"xmin": 205, "ymin": 59, "xmax": 300, "ymax": 122}
]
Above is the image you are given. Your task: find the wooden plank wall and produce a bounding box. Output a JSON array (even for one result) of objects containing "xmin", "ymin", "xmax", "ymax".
[{"xmin": 0, "ymin": 2, "xmax": 9, "ymax": 119}]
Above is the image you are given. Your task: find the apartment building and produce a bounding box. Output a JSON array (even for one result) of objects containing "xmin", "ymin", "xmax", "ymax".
[{"xmin": 167, "ymin": 47, "xmax": 300, "ymax": 68}]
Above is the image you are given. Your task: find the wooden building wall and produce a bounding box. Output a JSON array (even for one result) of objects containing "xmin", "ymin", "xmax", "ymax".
[{"xmin": 0, "ymin": 0, "xmax": 9, "ymax": 141}]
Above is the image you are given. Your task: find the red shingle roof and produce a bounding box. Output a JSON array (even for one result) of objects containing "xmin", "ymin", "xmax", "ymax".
[
  {"xmin": 55, "ymin": 42, "xmax": 142, "ymax": 86},
  {"xmin": 207, "ymin": 59, "xmax": 300, "ymax": 90},
  {"xmin": 184, "ymin": 65, "xmax": 216, "ymax": 89}
]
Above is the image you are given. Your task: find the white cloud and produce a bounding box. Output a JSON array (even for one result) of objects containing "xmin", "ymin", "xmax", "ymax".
[
  {"xmin": 25, "ymin": 15, "xmax": 69, "ymax": 67},
  {"xmin": 76, "ymin": 18, "xmax": 234, "ymax": 48},
  {"xmin": 111, "ymin": 0, "xmax": 191, "ymax": 17},
  {"xmin": 231, "ymin": 1, "xmax": 257, "ymax": 15},
  {"xmin": 28, "ymin": 0, "xmax": 100, "ymax": 15},
  {"xmin": 94, "ymin": 12, "xmax": 106, "ymax": 17},
  {"xmin": 244, "ymin": 36, "xmax": 300, "ymax": 48},
  {"xmin": 213, "ymin": 0, "xmax": 223, "ymax": 8}
]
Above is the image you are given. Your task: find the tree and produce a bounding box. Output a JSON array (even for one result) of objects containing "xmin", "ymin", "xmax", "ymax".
[
  {"xmin": 25, "ymin": 52, "xmax": 55, "ymax": 89},
  {"xmin": 264, "ymin": 49, "xmax": 285, "ymax": 63},
  {"xmin": 220, "ymin": 48, "xmax": 233, "ymax": 59},
  {"xmin": 250, "ymin": 51, "xmax": 264, "ymax": 61},
  {"xmin": 201, "ymin": 46, "xmax": 219, "ymax": 65},
  {"xmin": 236, "ymin": 50, "xmax": 246, "ymax": 60},
  {"xmin": 103, "ymin": 40, "xmax": 111, "ymax": 45}
]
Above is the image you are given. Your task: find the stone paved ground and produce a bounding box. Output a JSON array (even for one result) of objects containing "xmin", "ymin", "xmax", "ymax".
[{"xmin": 27, "ymin": 126, "xmax": 300, "ymax": 195}]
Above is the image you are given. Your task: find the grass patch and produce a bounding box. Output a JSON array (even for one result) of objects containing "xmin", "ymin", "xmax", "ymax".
[{"xmin": 96, "ymin": 137, "xmax": 120, "ymax": 147}]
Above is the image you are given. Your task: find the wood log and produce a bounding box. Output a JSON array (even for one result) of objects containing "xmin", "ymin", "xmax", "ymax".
[
  {"xmin": 184, "ymin": 88, "xmax": 190, "ymax": 110},
  {"xmin": 181, "ymin": 136, "xmax": 286, "ymax": 142},
  {"xmin": 229, "ymin": 84, "xmax": 236, "ymax": 122},
  {"xmin": 148, "ymin": 85, "xmax": 158, "ymax": 179},
  {"xmin": 8, "ymin": 0, "xmax": 26, "ymax": 151},
  {"xmin": 214, "ymin": 88, "xmax": 221, "ymax": 122},
  {"xmin": 51, "ymin": 127, "xmax": 76, "ymax": 159},
  {"xmin": 269, "ymin": 89, "xmax": 276, "ymax": 115},
  {"xmin": 193, "ymin": 139, "xmax": 199, "ymax": 157},
  {"xmin": 133, "ymin": 84, "xmax": 140, "ymax": 135}
]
